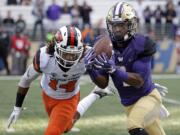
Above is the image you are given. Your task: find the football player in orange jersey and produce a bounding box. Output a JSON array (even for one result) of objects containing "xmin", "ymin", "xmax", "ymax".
[{"xmin": 6, "ymin": 25, "xmax": 113, "ymax": 135}]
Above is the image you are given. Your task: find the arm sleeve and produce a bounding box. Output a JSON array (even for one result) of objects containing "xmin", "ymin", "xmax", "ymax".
[
  {"xmin": 86, "ymin": 68, "xmax": 108, "ymax": 81},
  {"xmin": 86, "ymin": 68, "xmax": 109, "ymax": 88},
  {"xmin": 132, "ymin": 56, "xmax": 152, "ymax": 79},
  {"xmin": 18, "ymin": 64, "xmax": 41, "ymax": 88}
]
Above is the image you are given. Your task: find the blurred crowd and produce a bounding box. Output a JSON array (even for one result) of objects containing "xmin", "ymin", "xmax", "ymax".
[
  {"xmin": 1, "ymin": 0, "xmax": 179, "ymax": 41},
  {"xmin": 0, "ymin": 22, "xmax": 30, "ymax": 75},
  {"xmin": 0, "ymin": 0, "xmax": 180, "ymax": 75},
  {"xmin": 136, "ymin": 0, "xmax": 180, "ymax": 40}
]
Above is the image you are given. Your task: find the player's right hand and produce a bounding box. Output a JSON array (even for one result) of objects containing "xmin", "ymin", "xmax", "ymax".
[{"xmin": 6, "ymin": 106, "xmax": 22, "ymax": 129}]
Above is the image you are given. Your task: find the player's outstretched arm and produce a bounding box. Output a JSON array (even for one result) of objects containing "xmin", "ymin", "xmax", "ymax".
[{"xmin": 6, "ymin": 64, "xmax": 41, "ymax": 131}]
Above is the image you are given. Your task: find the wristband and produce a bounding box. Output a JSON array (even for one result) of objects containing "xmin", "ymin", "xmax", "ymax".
[
  {"xmin": 111, "ymin": 69, "xmax": 128, "ymax": 81},
  {"xmin": 15, "ymin": 93, "xmax": 26, "ymax": 107}
]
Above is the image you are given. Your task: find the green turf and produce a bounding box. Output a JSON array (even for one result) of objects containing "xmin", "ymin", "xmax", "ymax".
[{"xmin": 0, "ymin": 76, "xmax": 180, "ymax": 135}]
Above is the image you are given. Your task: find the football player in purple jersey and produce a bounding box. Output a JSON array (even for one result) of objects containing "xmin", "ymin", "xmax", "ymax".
[{"xmin": 84, "ymin": 2, "xmax": 168, "ymax": 135}]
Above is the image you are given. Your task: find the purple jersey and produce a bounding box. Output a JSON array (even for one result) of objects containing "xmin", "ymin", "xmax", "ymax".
[{"xmin": 111, "ymin": 34, "xmax": 156, "ymax": 106}]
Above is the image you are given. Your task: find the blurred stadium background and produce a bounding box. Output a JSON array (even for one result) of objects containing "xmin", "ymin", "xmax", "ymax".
[{"xmin": 0, "ymin": 0, "xmax": 180, "ymax": 135}]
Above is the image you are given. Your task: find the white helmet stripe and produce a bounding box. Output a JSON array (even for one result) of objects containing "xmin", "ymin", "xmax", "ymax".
[
  {"xmin": 62, "ymin": 26, "xmax": 68, "ymax": 47},
  {"xmin": 75, "ymin": 27, "xmax": 81, "ymax": 46},
  {"xmin": 115, "ymin": 2, "xmax": 122, "ymax": 17}
]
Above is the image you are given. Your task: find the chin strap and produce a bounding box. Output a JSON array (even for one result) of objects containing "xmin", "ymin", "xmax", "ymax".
[{"xmin": 124, "ymin": 34, "xmax": 129, "ymax": 41}]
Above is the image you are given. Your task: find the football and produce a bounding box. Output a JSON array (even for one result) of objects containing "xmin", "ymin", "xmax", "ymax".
[{"xmin": 93, "ymin": 35, "xmax": 113, "ymax": 58}]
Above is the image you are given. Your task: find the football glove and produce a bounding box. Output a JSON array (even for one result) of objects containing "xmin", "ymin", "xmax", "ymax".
[
  {"xmin": 6, "ymin": 106, "xmax": 22, "ymax": 130},
  {"xmin": 155, "ymin": 83, "xmax": 168, "ymax": 97},
  {"xmin": 84, "ymin": 49, "xmax": 96, "ymax": 70},
  {"xmin": 94, "ymin": 53, "xmax": 116, "ymax": 74}
]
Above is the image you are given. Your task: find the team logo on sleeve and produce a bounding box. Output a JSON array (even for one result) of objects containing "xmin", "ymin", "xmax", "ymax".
[{"xmin": 118, "ymin": 57, "xmax": 123, "ymax": 62}]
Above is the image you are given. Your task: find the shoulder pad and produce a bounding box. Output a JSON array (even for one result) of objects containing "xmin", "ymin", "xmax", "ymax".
[
  {"xmin": 33, "ymin": 50, "xmax": 41, "ymax": 73},
  {"xmin": 33, "ymin": 47, "xmax": 50, "ymax": 73},
  {"xmin": 138, "ymin": 36, "xmax": 156, "ymax": 58},
  {"xmin": 132, "ymin": 34, "xmax": 156, "ymax": 57}
]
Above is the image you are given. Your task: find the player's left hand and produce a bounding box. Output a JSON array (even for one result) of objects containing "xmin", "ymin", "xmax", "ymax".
[
  {"xmin": 94, "ymin": 53, "xmax": 116, "ymax": 74},
  {"xmin": 155, "ymin": 83, "xmax": 168, "ymax": 97}
]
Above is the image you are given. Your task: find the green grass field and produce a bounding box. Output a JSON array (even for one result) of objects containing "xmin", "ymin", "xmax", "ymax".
[{"xmin": 0, "ymin": 75, "xmax": 180, "ymax": 135}]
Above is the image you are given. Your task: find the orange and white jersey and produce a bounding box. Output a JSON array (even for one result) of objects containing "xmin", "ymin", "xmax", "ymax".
[
  {"xmin": 39, "ymin": 46, "xmax": 86, "ymax": 99},
  {"xmin": 19, "ymin": 46, "xmax": 86, "ymax": 100}
]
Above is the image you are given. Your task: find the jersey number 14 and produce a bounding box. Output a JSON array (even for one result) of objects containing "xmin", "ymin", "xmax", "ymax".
[{"xmin": 49, "ymin": 79, "xmax": 77, "ymax": 92}]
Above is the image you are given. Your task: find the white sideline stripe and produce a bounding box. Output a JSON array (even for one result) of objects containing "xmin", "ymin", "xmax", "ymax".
[
  {"xmin": 0, "ymin": 76, "xmax": 21, "ymax": 80},
  {"xmin": 0, "ymin": 74, "xmax": 180, "ymax": 81},
  {"xmin": 163, "ymin": 97, "xmax": 180, "ymax": 105},
  {"xmin": 153, "ymin": 74, "xmax": 180, "ymax": 79}
]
